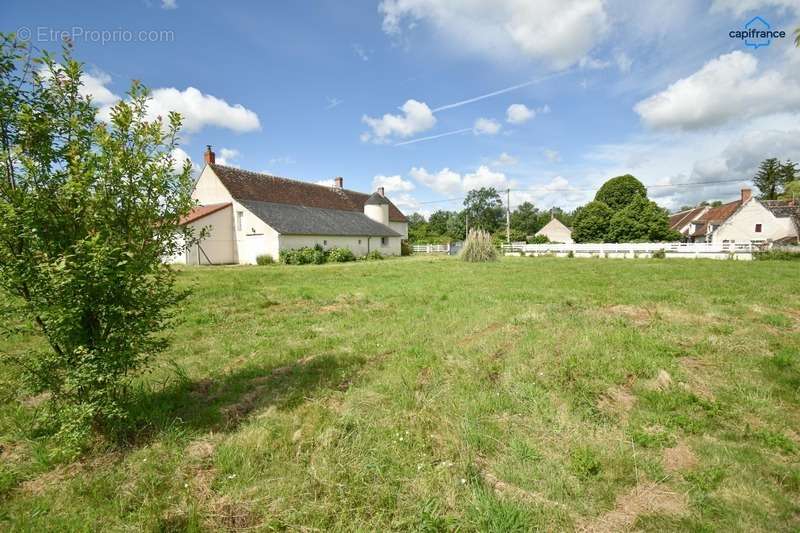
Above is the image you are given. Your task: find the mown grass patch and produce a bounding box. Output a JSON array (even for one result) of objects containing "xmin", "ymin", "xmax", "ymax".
[{"xmin": 1, "ymin": 256, "xmax": 798, "ymax": 530}]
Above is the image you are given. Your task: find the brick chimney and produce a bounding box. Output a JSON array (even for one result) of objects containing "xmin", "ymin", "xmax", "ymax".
[
  {"xmin": 204, "ymin": 145, "xmax": 215, "ymax": 165},
  {"xmin": 741, "ymin": 188, "xmax": 752, "ymax": 203},
  {"xmin": 377, "ymin": 186, "xmax": 385, "ymax": 196},
  {"xmin": 334, "ymin": 177, "xmax": 343, "ymax": 188}
]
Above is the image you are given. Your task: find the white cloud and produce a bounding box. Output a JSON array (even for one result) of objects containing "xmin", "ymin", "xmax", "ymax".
[
  {"xmin": 543, "ymin": 148, "xmax": 561, "ymax": 162},
  {"xmin": 409, "ymin": 166, "xmax": 462, "ymax": 194},
  {"xmin": 170, "ymin": 147, "xmax": 200, "ymax": 175},
  {"xmin": 506, "ymin": 104, "xmax": 534, "ymax": 124},
  {"xmin": 217, "ymin": 148, "xmax": 240, "ymax": 166},
  {"xmin": 390, "ymin": 192, "xmax": 422, "ymax": 211},
  {"xmin": 372, "ymin": 174, "xmax": 415, "ymax": 193},
  {"xmin": 634, "ymin": 51, "xmax": 800, "ymax": 130},
  {"xmin": 463, "ymin": 165, "xmax": 508, "ymax": 190},
  {"xmin": 473, "ymin": 117, "xmax": 502, "ymax": 135},
  {"xmin": 161, "ymin": 0, "xmax": 177, "ymax": 9},
  {"xmin": 379, "ymin": 0, "xmax": 609, "ymax": 69},
  {"xmin": 494, "ymin": 152, "xmax": 518, "ymax": 166},
  {"xmin": 80, "ymin": 70, "xmax": 119, "ymax": 106},
  {"xmin": 710, "ymin": 0, "xmax": 800, "ymax": 15},
  {"xmin": 362, "ymin": 99, "xmax": 437, "ymax": 142},
  {"xmin": 511, "ymin": 176, "xmax": 587, "ymax": 209},
  {"xmin": 325, "ymin": 97, "xmax": 343, "ymax": 109},
  {"xmin": 579, "ymin": 56, "xmax": 610, "ymax": 70}
]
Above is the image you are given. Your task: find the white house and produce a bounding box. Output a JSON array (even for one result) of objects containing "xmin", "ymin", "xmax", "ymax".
[
  {"xmin": 535, "ymin": 217, "xmax": 573, "ymax": 243},
  {"xmin": 176, "ymin": 147, "xmax": 408, "ymax": 264},
  {"xmin": 673, "ymin": 188, "xmax": 799, "ymax": 244}
]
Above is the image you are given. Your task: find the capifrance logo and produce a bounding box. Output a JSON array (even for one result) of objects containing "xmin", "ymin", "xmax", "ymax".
[{"xmin": 729, "ymin": 16, "xmax": 787, "ymax": 48}]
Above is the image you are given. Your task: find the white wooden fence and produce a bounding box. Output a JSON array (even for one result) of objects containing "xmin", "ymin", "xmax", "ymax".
[
  {"xmin": 502, "ymin": 241, "xmax": 758, "ymax": 260},
  {"xmin": 412, "ymin": 243, "xmax": 451, "ymax": 254}
]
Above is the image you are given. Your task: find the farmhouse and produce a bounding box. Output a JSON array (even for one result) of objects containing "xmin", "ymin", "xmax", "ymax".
[
  {"xmin": 535, "ymin": 217, "xmax": 574, "ymax": 243},
  {"xmin": 176, "ymin": 147, "xmax": 408, "ymax": 264},
  {"xmin": 669, "ymin": 188, "xmax": 799, "ymax": 244}
]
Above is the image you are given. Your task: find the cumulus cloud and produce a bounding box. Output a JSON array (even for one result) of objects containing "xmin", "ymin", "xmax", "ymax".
[
  {"xmin": 634, "ymin": 51, "xmax": 800, "ymax": 130},
  {"xmin": 361, "ymin": 99, "xmax": 437, "ymax": 142},
  {"xmin": 379, "ymin": 0, "xmax": 609, "ymax": 69},
  {"xmin": 473, "ymin": 117, "xmax": 502, "ymax": 135},
  {"xmin": 506, "ymin": 104, "xmax": 533, "ymax": 124},
  {"xmin": 409, "ymin": 166, "xmax": 463, "ymax": 194},
  {"xmin": 462, "ymin": 165, "xmax": 508, "ymax": 190},
  {"xmin": 85, "ymin": 70, "xmax": 261, "ymax": 135},
  {"xmin": 372, "ymin": 174, "xmax": 416, "ymax": 193},
  {"xmin": 217, "ymin": 148, "xmax": 241, "ymax": 167},
  {"xmin": 390, "ymin": 192, "xmax": 422, "ymax": 211}
]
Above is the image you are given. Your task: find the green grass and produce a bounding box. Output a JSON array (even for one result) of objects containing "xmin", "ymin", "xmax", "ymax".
[{"xmin": 1, "ymin": 256, "xmax": 799, "ymax": 531}]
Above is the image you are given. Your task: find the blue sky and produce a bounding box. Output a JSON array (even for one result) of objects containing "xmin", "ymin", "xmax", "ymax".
[{"xmin": 5, "ymin": 0, "xmax": 800, "ymax": 214}]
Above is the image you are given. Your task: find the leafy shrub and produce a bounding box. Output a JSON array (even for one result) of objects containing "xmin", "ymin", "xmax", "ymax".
[
  {"xmin": 280, "ymin": 247, "xmax": 318, "ymax": 265},
  {"xmin": 401, "ymin": 241, "xmax": 412, "ymax": 256},
  {"xmin": 256, "ymin": 254, "xmax": 275, "ymax": 265},
  {"xmin": 327, "ymin": 247, "xmax": 356, "ymax": 263},
  {"xmin": 460, "ymin": 229, "xmax": 497, "ymax": 262},
  {"xmin": 366, "ymin": 250, "xmax": 384, "ymax": 261},
  {"xmin": 528, "ymin": 234, "xmax": 550, "ymax": 244},
  {"xmin": 754, "ymin": 249, "xmax": 800, "ymax": 261},
  {"xmin": 567, "ymin": 250, "xmax": 575, "ymax": 258},
  {"xmin": 652, "ymin": 248, "xmax": 666, "ymax": 259}
]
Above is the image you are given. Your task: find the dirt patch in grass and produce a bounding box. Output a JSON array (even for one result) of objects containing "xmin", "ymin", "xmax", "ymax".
[
  {"xmin": 578, "ymin": 482, "xmax": 688, "ymax": 532},
  {"xmin": 597, "ymin": 385, "xmax": 637, "ymax": 421},
  {"xmin": 663, "ymin": 441, "xmax": 697, "ymax": 472},
  {"xmin": 645, "ymin": 369, "xmax": 672, "ymax": 392},
  {"xmin": 186, "ymin": 438, "xmax": 217, "ymax": 461},
  {"xmin": 602, "ymin": 305, "xmax": 654, "ymax": 326},
  {"xmin": 476, "ymin": 457, "xmax": 566, "ymax": 510},
  {"xmin": 20, "ymin": 454, "xmax": 119, "ymax": 496},
  {"xmin": 678, "ymin": 358, "xmax": 716, "ymax": 401}
]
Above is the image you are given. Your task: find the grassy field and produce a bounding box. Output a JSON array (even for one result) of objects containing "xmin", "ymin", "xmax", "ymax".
[{"xmin": 1, "ymin": 256, "xmax": 799, "ymax": 531}]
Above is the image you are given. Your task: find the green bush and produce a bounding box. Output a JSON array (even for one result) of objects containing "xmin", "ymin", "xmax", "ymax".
[
  {"xmin": 652, "ymin": 248, "xmax": 666, "ymax": 259},
  {"xmin": 567, "ymin": 250, "xmax": 575, "ymax": 258},
  {"xmin": 280, "ymin": 247, "xmax": 321, "ymax": 265},
  {"xmin": 401, "ymin": 241, "xmax": 412, "ymax": 256},
  {"xmin": 366, "ymin": 250, "xmax": 384, "ymax": 261},
  {"xmin": 460, "ymin": 229, "xmax": 497, "ymax": 262},
  {"xmin": 754, "ymin": 249, "xmax": 800, "ymax": 261},
  {"xmin": 256, "ymin": 254, "xmax": 275, "ymax": 265},
  {"xmin": 327, "ymin": 247, "xmax": 356, "ymax": 263},
  {"xmin": 528, "ymin": 234, "xmax": 550, "ymax": 244}
]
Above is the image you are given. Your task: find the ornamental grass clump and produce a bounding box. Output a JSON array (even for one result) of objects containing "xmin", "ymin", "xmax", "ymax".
[{"xmin": 460, "ymin": 229, "xmax": 497, "ymax": 262}]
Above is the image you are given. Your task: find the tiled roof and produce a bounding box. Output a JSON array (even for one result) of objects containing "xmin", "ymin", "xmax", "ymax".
[
  {"xmin": 180, "ymin": 202, "xmax": 230, "ymax": 225},
  {"xmin": 690, "ymin": 222, "xmax": 708, "ymax": 237},
  {"xmin": 669, "ymin": 206, "xmax": 706, "ymax": 232},
  {"xmin": 762, "ymin": 200, "xmax": 799, "ymax": 218},
  {"xmin": 210, "ymin": 165, "xmax": 407, "ymax": 222},
  {"xmin": 697, "ymin": 200, "xmax": 741, "ymax": 224},
  {"xmin": 239, "ymin": 200, "xmax": 402, "ymax": 237}
]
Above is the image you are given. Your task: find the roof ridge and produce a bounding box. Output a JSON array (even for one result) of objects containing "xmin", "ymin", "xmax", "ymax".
[{"xmin": 211, "ymin": 164, "xmax": 368, "ymax": 197}]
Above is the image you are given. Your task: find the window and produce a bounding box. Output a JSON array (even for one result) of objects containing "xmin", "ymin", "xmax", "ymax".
[
  {"xmin": 755, "ymin": 223, "xmax": 762, "ymax": 233},
  {"xmin": 236, "ymin": 211, "xmax": 244, "ymax": 231},
  {"xmin": 358, "ymin": 239, "xmax": 362, "ymax": 245},
  {"xmin": 381, "ymin": 237, "xmax": 388, "ymax": 246}
]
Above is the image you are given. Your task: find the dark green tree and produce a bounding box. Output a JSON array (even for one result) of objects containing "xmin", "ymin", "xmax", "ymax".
[
  {"xmin": 606, "ymin": 195, "xmax": 678, "ymax": 242},
  {"xmin": 0, "ymin": 35, "xmax": 196, "ymax": 442},
  {"xmin": 572, "ymin": 201, "xmax": 613, "ymax": 242},
  {"xmin": 463, "ymin": 187, "xmax": 503, "ymax": 233},
  {"xmin": 445, "ymin": 211, "xmax": 466, "ymax": 241},
  {"xmin": 753, "ymin": 158, "xmax": 783, "ymax": 200},
  {"xmin": 406, "ymin": 213, "xmax": 428, "ymax": 243},
  {"xmin": 510, "ymin": 202, "xmax": 545, "ymax": 236},
  {"xmin": 595, "ymin": 174, "xmax": 647, "ymax": 211},
  {"xmin": 428, "ymin": 210, "xmax": 452, "ymax": 236},
  {"xmin": 780, "ymin": 160, "xmax": 798, "ymax": 190}
]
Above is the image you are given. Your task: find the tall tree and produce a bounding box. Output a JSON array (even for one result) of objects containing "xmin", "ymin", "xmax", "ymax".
[
  {"xmin": 753, "ymin": 158, "xmax": 783, "ymax": 200},
  {"xmin": 428, "ymin": 210, "xmax": 452, "ymax": 236},
  {"xmin": 780, "ymin": 160, "xmax": 798, "ymax": 190},
  {"xmin": 595, "ymin": 174, "xmax": 647, "ymax": 211},
  {"xmin": 445, "ymin": 211, "xmax": 466, "ymax": 241},
  {"xmin": 606, "ymin": 195, "xmax": 678, "ymax": 243},
  {"xmin": 572, "ymin": 201, "xmax": 613, "ymax": 242},
  {"xmin": 0, "ymin": 35, "xmax": 196, "ymax": 440},
  {"xmin": 406, "ymin": 213, "xmax": 428, "ymax": 242},
  {"xmin": 463, "ymin": 187, "xmax": 503, "ymax": 233},
  {"xmin": 510, "ymin": 201, "xmax": 546, "ymax": 236}
]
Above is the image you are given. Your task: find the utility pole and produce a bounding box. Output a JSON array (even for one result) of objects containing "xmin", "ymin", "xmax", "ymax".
[{"xmin": 506, "ymin": 188, "xmax": 511, "ymax": 244}]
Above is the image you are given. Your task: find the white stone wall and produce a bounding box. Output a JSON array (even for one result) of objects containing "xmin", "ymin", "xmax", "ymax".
[
  {"xmin": 389, "ymin": 221, "xmax": 409, "ymax": 239},
  {"xmin": 278, "ymin": 234, "xmax": 401, "ymax": 257},
  {"xmin": 712, "ymin": 200, "xmax": 796, "ymax": 243}
]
